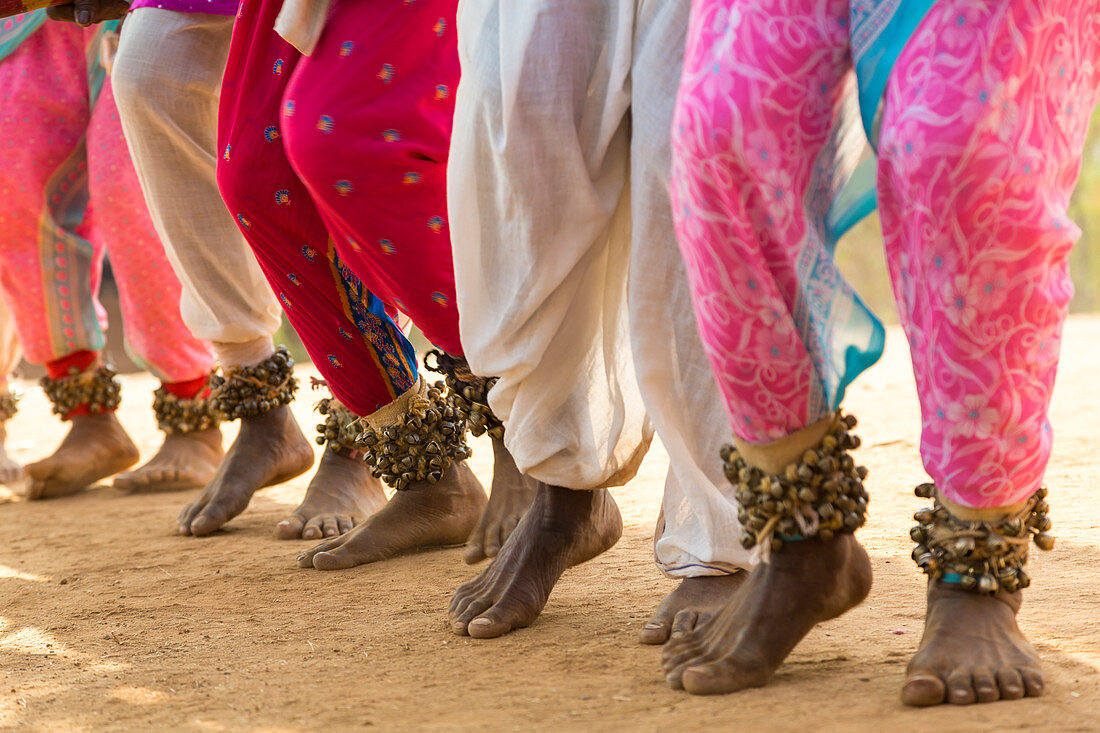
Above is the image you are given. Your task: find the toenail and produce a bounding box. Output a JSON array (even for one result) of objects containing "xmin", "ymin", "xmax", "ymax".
[
  {"xmin": 644, "ymin": 623, "xmax": 662, "ymax": 630},
  {"xmin": 470, "ymin": 618, "xmax": 491, "ymax": 627}
]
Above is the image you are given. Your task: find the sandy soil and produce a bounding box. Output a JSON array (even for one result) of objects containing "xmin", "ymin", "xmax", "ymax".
[{"xmin": 0, "ymin": 318, "xmax": 1098, "ymax": 732}]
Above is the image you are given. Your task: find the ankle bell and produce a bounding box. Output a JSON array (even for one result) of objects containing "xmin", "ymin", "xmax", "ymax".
[
  {"xmin": 910, "ymin": 484, "xmax": 1053, "ymax": 594},
  {"xmin": 723, "ymin": 411, "xmax": 869, "ymax": 553}
]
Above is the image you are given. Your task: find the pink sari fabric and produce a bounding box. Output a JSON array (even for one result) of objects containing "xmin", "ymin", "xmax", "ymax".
[
  {"xmin": 0, "ymin": 23, "xmax": 214, "ymax": 382},
  {"xmin": 671, "ymin": 0, "xmax": 1100, "ymax": 508},
  {"xmin": 217, "ymin": 0, "xmax": 460, "ymax": 417}
]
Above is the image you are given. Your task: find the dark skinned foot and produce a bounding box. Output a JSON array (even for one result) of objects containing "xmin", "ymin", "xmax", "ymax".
[
  {"xmin": 177, "ymin": 405, "xmax": 313, "ymax": 536},
  {"xmin": 0, "ymin": 423, "xmax": 23, "ymax": 486},
  {"xmin": 464, "ymin": 436, "xmax": 538, "ymax": 563},
  {"xmin": 114, "ymin": 427, "xmax": 224, "ymax": 493},
  {"xmin": 449, "ymin": 482, "xmax": 622, "ymax": 639},
  {"xmin": 296, "ymin": 460, "xmax": 487, "ymax": 569},
  {"xmin": 662, "ymin": 533, "xmax": 871, "ymax": 694},
  {"xmin": 275, "ymin": 449, "xmax": 387, "ymax": 540},
  {"xmin": 901, "ymin": 582, "xmax": 1043, "ymax": 706},
  {"xmin": 640, "ymin": 574, "xmax": 749, "ymax": 645},
  {"xmin": 26, "ymin": 413, "xmax": 140, "ymax": 499}
]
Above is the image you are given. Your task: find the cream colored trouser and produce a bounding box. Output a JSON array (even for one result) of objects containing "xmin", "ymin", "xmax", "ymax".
[
  {"xmin": 111, "ymin": 9, "xmax": 282, "ymax": 368},
  {"xmin": 450, "ymin": 0, "xmax": 750, "ymax": 576},
  {"xmin": 0, "ymin": 297, "xmax": 20, "ymax": 387}
]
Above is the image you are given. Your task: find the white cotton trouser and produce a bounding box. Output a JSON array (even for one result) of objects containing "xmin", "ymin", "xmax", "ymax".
[
  {"xmin": 111, "ymin": 9, "xmax": 282, "ymax": 368},
  {"xmin": 0, "ymin": 297, "xmax": 20, "ymax": 387},
  {"xmin": 449, "ymin": 0, "xmax": 751, "ymax": 576}
]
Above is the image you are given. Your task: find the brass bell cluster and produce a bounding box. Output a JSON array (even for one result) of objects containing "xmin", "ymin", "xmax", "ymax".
[
  {"xmin": 722, "ymin": 412, "xmax": 869, "ymax": 553},
  {"xmin": 0, "ymin": 387, "xmax": 19, "ymax": 423},
  {"xmin": 42, "ymin": 366, "xmax": 122, "ymax": 419},
  {"xmin": 425, "ymin": 350, "xmax": 504, "ymax": 440},
  {"xmin": 910, "ymin": 483, "xmax": 1053, "ymax": 594},
  {"xmin": 152, "ymin": 379, "xmax": 222, "ymax": 434},
  {"xmin": 315, "ymin": 398, "xmax": 363, "ymax": 456},
  {"xmin": 209, "ymin": 345, "xmax": 298, "ymax": 420},
  {"xmin": 353, "ymin": 381, "xmax": 472, "ymax": 490}
]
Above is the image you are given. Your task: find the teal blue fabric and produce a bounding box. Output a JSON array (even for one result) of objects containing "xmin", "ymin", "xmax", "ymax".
[
  {"xmin": 0, "ymin": 11, "xmax": 118, "ymax": 105},
  {"xmin": 0, "ymin": 9, "xmax": 47, "ymax": 63},
  {"xmin": 817, "ymin": 1, "xmax": 938, "ymax": 408}
]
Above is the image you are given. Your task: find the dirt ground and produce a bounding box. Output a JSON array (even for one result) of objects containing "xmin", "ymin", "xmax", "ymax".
[{"xmin": 0, "ymin": 318, "xmax": 1098, "ymax": 732}]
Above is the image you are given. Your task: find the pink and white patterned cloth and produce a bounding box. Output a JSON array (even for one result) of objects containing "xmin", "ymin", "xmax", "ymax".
[{"xmin": 671, "ymin": 0, "xmax": 1100, "ymax": 508}]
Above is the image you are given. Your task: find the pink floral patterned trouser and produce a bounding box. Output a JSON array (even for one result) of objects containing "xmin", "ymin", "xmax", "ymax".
[
  {"xmin": 0, "ymin": 22, "xmax": 214, "ymax": 383},
  {"xmin": 671, "ymin": 0, "xmax": 1100, "ymax": 508}
]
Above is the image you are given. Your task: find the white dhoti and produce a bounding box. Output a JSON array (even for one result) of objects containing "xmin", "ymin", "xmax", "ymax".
[
  {"xmin": 111, "ymin": 9, "xmax": 282, "ymax": 368},
  {"xmin": 449, "ymin": 0, "xmax": 751, "ymax": 576}
]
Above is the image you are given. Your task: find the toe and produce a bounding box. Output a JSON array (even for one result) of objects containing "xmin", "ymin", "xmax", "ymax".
[
  {"xmin": 189, "ymin": 505, "xmax": 229, "ymax": 536},
  {"xmin": 639, "ymin": 611, "xmax": 673, "ymax": 645},
  {"xmin": 669, "ymin": 610, "xmax": 699, "ymax": 640},
  {"xmin": 946, "ymin": 669, "xmax": 976, "ymax": 705},
  {"xmin": 681, "ymin": 660, "xmax": 744, "ymax": 695},
  {"xmin": 337, "ymin": 515, "xmax": 354, "ymax": 535},
  {"xmin": 996, "ymin": 668, "xmax": 1024, "ymax": 701},
  {"xmin": 901, "ymin": 672, "xmax": 946, "ymax": 707},
  {"xmin": 463, "ymin": 543, "xmax": 488, "ymax": 564},
  {"xmin": 482, "ymin": 533, "xmax": 502, "ymax": 561},
  {"xmin": 297, "ymin": 536, "xmax": 343, "ymax": 567},
  {"xmin": 1020, "ymin": 667, "xmax": 1044, "ymax": 698},
  {"xmin": 177, "ymin": 500, "xmax": 204, "ymax": 535},
  {"xmin": 972, "ymin": 667, "xmax": 999, "ymax": 703},
  {"xmin": 467, "ymin": 607, "xmax": 530, "ymax": 639},
  {"xmin": 451, "ymin": 598, "xmax": 493, "ymax": 635},
  {"xmin": 465, "ymin": 589, "xmax": 540, "ymax": 639},
  {"xmin": 302, "ymin": 517, "xmax": 324, "ymax": 540},
  {"xmin": 275, "ymin": 514, "xmax": 307, "ymax": 540},
  {"xmin": 322, "ymin": 517, "xmax": 340, "ymax": 537},
  {"xmin": 463, "ymin": 526, "xmax": 487, "ymax": 565},
  {"xmin": 311, "ymin": 541, "xmax": 373, "ymax": 570}
]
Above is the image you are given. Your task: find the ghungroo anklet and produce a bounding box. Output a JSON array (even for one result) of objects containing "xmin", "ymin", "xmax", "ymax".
[
  {"xmin": 209, "ymin": 346, "xmax": 297, "ymax": 420},
  {"xmin": 0, "ymin": 388, "xmax": 19, "ymax": 422},
  {"xmin": 42, "ymin": 366, "xmax": 122, "ymax": 419},
  {"xmin": 152, "ymin": 381, "xmax": 221, "ymax": 434},
  {"xmin": 910, "ymin": 484, "xmax": 1053, "ymax": 594},
  {"xmin": 315, "ymin": 396, "xmax": 364, "ymax": 459},
  {"xmin": 425, "ymin": 350, "xmax": 504, "ymax": 439},
  {"xmin": 723, "ymin": 412, "xmax": 869, "ymax": 553},
  {"xmin": 354, "ymin": 379, "xmax": 472, "ymax": 490}
]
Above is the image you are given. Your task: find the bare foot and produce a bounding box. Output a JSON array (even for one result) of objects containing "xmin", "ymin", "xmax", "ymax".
[
  {"xmin": 640, "ymin": 574, "xmax": 748, "ymax": 645},
  {"xmin": 25, "ymin": 413, "xmax": 140, "ymax": 500},
  {"xmin": 177, "ymin": 405, "xmax": 313, "ymax": 536},
  {"xmin": 0, "ymin": 424, "xmax": 23, "ymax": 486},
  {"xmin": 662, "ymin": 534, "xmax": 871, "ymax": 694},
  {"xmin": 114, "ymin": 428, "xmax": 224, "ymax": 493},
  {"xmin": 449, "ymin": 483, "xmax": 623, "ymax": 639},
  {"xmin": 296, "ymin": 460, "xmax": 487, "ymax": 569},
  {"xmin": 464, "ymin": 436, "xmax": 538, "ymax": 564},
  {"xmin": 275, "ymin": 449, "xmax": 387, "ymax": 540},
  {"xmin": 901, "ymin": 582, "xmax": 1042, "ymax": 706}
]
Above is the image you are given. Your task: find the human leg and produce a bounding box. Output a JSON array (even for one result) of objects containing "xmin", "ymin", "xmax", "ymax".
[
  {"xmin": 661, "ymin": 0, "xmax": 875, "ymax": 693},
  {"xmin": 109, "ymin": 8, "xmax": 328, "ymax": 526},
  {"xmin": 279, "ymin": 0, "xmax": 533, "ymax": 560},
  {"xmin": 84, "ymin": 80, "xmax": 224, "ymax": 493},
  {"xmin": 0, "ymin": 298, "xmax": 23, "ymax": 485},
  {"xmin": 626, "ymin": 0, "xmax": 752, "ymax": 645},
  {"xmin": 0, "ymin": 24, "xmax": 140, "ymax": 499},
  {"xmin": 446, "ymin": 0, "xmax": 649, "ymax": 638},
  {"xmin": 215, "ymin": 0, "xmax": 485, "ymax": 548},
  {"xmin": 873, "ymin": 0, "xmax": 1100, "ymax": 706}
]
